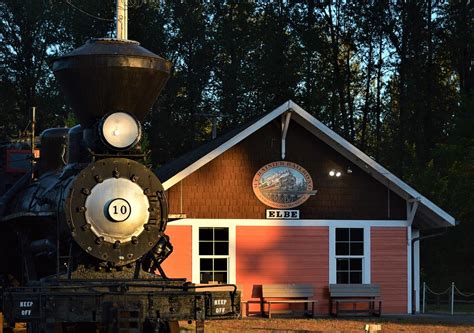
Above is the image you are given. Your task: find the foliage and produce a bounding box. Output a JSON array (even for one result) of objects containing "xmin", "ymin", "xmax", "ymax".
[{"xmin": 1, "ymin": 0, "xmax": 473, "ymax": 288}]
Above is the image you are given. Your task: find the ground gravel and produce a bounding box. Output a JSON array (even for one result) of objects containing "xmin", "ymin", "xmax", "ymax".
[{"xmin": 180, "ymin": 317, "xmax": 474, "ymax": 332}]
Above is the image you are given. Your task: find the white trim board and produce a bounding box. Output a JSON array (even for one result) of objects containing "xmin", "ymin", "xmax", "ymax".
[
  {"xmin": 161, "ymin": 100, "xmax": 455, "ymax": 228},
  {"xmin": 162, "ymin": 101, "xmax": 291, "ymax": 191},
  {"xmin": 413, "ymin": 229, "xmax": 420, "ymax": 313},
  {"xmin": 169, "ymin": 219, "xmax": 408, "ymax": 227},
  {"xmin": 407, "ymin": 226, "xmax": 413, "ymax": 313},
  {"xmin": 191, "ymin": 223, "xmax": 236, "ymax": 285}
]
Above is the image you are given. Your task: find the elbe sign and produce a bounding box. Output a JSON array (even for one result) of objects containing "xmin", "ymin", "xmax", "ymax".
[{"xmin": 266, "ymin": 209, "xmax": 300, "ymax": 219}]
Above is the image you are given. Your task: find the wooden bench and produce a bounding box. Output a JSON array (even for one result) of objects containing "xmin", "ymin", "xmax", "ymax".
[
  {"xmin": 246, "ymin": 284, "xmax": 317, "ymax": 318},
  {"xmin": 329, "ymin": 284, "xmax": 382, "ymax": 317}
]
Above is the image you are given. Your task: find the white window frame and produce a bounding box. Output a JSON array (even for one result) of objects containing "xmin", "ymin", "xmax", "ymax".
[
  {"xmin": 198, "ymin": 227, "xmax": 230, "ymax": 284},
  {"xmin": 329, "ymin": 226, "xmax": 371, "ymax": 284},
  {"xmin": 192, "ymin": 222, "xmax": 236, "ymax": 284}
]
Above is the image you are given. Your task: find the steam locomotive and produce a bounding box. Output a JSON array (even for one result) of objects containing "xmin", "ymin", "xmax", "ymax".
[{"xmin": 0, "ymin": 39, "xmax": 239, "ymax": 333}]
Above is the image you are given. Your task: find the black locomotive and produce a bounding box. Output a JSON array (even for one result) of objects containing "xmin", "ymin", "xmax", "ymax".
[{"xmin": 0, "ymin": 39, "xmax": 239, "ymax": 333}]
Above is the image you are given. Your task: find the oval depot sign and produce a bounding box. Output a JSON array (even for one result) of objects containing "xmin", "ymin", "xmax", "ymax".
[{"xmin": 252, "ymin": 161, "xmax": 314, "ymax": 209}]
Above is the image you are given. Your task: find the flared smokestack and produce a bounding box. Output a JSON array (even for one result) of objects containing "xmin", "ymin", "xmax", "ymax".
[{"xmin": 52, "ymin": 38, "xmax": 171, "ymax": 128}]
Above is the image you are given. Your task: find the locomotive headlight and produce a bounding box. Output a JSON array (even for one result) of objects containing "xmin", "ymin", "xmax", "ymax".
[{"xmin": 100, "ymin": 112, "xmax": 141, "ymax": 150}]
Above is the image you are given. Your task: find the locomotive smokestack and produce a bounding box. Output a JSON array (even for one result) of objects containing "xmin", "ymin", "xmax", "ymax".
[{"xmin": 52, "ymin": 39, "xmax": 171, "ymax": 128}]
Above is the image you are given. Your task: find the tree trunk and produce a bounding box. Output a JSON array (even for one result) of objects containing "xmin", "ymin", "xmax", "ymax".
[
  {"xmin": 360, "ymin": 31, "xmax": 374, "ymax": 150},
  {"xmin": 375, "ymin": 34, "xmax": 383, "ymax": 161},
  {"xmin": 346, "ymin": 46, "xmax": 355, "ymax": 142},
  {"xmin": 397, "ymin": 3, "xmax": 408, "ymax": 174},
  {"xmin": 326, "ymin": 1, "xmax": 348, "ymax": 136}
]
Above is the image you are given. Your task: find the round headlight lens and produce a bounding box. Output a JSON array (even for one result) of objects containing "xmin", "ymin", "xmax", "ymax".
[{"xmin": 100, "ymin": 112, "xmax": 141, "ymax": 149}]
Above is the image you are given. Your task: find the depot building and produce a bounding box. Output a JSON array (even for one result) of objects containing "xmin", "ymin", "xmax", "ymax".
[{"xmin": 156, "ymin": 100, "xmax": 456, "ymax": 314}]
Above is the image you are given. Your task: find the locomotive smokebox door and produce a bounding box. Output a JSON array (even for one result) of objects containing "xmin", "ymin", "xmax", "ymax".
[{"xmin": 65, "ymin": 158, "xmax": 168, "ymax": 266}]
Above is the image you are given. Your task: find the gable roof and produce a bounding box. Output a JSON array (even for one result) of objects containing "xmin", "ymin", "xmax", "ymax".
[{"xmin": 156, "ymin": 100, "xmax": 456, "ymax": 229}]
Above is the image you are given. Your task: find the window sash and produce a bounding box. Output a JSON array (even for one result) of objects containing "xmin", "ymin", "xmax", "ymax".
[
  {"xmin": 334, "ymin": 227, "xmax": 366, "ymax": 284},
  {"xmin": 336, "ymin": 257, "xmax": 363, "ymax": 284},
  {"xmin": 336, "ymin": 227, "xmax": 364, "ymax": 256},
  {"xmin": 198, "ymin": 227, "xmax": 230, "ymax": 284},
  {"xmin": 199, "ymin": 257, "xmax": 229, "ymax": 283}
]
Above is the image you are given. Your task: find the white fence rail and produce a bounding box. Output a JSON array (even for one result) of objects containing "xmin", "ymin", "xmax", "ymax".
[{"xmin": 422, "ymin": 282, "xmax": 474, "ymax": 315}]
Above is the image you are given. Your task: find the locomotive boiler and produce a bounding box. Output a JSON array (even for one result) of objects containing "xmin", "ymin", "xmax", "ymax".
[{"xmin": 0, "ymin": 38, "xmax": 239, "ymax": 333}]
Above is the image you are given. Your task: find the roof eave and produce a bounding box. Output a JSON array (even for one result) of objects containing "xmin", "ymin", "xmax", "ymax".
[
  {"xmin": 162, "ymin": 100, "xmax": 292, "ymax": 190},
  {"xmin": 161, "ymin": 99, "xmax": 456, "ymax": 229}
]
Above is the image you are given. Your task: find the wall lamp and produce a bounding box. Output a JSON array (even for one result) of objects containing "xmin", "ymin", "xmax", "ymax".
[{"xmin": 329, "ymin": 170, "xmax": 341, "ymax": 177}]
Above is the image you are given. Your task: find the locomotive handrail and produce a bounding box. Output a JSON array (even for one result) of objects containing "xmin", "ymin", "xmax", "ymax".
[
  {"xmin": 86, "ymin": 147, "xmax": 146, "ymax": 159},
  {"xmin": 13, "ymin": 281, "xmax": 238, "ymax": 293}
]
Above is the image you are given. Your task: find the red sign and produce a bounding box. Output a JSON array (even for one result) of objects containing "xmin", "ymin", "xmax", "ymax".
[{"xmin": 6, "ymin": 149, "xmax": 39, "ymax": 173}]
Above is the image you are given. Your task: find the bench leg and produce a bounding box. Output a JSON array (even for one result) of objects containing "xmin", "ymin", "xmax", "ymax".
[
  {"xmin": 311, "ymin": 302, "xmax": 315, "ymax": 318},
  {"xmin": 268, "ymin": 303, "xmax": 272, "ymax": 319},
  {"xmin": 335, "ymin": 302, "xmax": 339, "ymax": 317}
]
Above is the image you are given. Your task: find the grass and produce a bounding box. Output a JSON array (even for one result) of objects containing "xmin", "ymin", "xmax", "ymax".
[{"xmin": 178, "ymin": 316, "xmax": 474, "ymax": 332}]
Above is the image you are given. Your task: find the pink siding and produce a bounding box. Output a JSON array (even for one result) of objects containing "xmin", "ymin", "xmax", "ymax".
[
  {"xmin": 236, "ymin": 226, "xmax": 329, "ymax": 313},
  {"xmin": 161, "ymin": 225, "xmax": 192, "ymax": 281},
  {"xmin": 371, "ymin": 227, "xmax": 408, "ymax": 313}
]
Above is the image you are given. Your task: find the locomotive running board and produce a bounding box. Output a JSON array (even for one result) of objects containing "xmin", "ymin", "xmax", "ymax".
[{"xmin": 0, "ymin": 280, "xmax": 240, "ymax": 332}]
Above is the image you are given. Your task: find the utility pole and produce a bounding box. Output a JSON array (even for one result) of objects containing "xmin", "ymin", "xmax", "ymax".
[
  {"xmin": 116, "ymin": 0, "xmax": 128, "ymax": 40},
  {"xmin": 31, "ymin": 106, "xmax": 36, "ymax": 179}
]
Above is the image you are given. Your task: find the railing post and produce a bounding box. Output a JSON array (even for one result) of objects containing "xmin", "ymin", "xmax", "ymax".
[
  {"xmin": 422, "ymin": 282, "xmax": 426, "ymax": 314},
  {"xmin": 451, "ymin": 282, "xmax": 455, "ymax": 315}
]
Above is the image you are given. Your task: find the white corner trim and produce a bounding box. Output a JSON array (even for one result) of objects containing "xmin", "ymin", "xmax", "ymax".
[
  {"xmin": 413, "ymin": 229, "xmax": 420, "ymax": 313},
  {"xmin": 407, "ymin": 225, "xmax": 413, "ymax": 313},
  {"xmin": 329, "ymin": 226, "xmax": 336, "ymax": 284}
]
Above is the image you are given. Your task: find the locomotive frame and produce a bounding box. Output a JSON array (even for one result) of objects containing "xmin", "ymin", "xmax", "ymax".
[
  {"xmin": 0, "ymin": 22, "xmax": 241, "ymax": 333},
  {"xmin": 2, "ymin": 280, "xmax": 239, "ymax": 332}
]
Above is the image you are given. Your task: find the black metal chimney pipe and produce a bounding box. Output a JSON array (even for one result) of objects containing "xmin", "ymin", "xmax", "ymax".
[{"xmin": 52, "ymin": 38, "xmax": 171, "ymax": 128}]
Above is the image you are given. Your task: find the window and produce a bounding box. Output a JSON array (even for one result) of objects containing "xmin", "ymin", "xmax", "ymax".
[
  {"xmin": 335, "ymin": 228, "xmax": 364, "ymax": 284},
  {"xmin": 199, "ymin": 227, "xmax": 229, "ymax": 284}
]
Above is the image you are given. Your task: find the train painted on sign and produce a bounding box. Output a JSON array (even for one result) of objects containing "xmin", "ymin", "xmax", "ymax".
[{"xmin": 0, "ymin": 38, "xmax": 240, "ymax": 333}]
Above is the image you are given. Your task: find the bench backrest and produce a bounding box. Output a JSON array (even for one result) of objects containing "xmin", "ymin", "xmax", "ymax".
[
  {"xmin": 262, "ymin": 284, "xmax": 314, "ymax": 299},
  {"xmin": 329, "ymin": 284, "xmax": 380, "ymax": 298}
]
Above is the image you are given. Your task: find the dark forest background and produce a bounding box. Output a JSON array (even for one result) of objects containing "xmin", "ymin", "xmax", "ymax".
[{"xmin": 0, "ymin": 0, "xmax": 473, "ymax": 290}]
